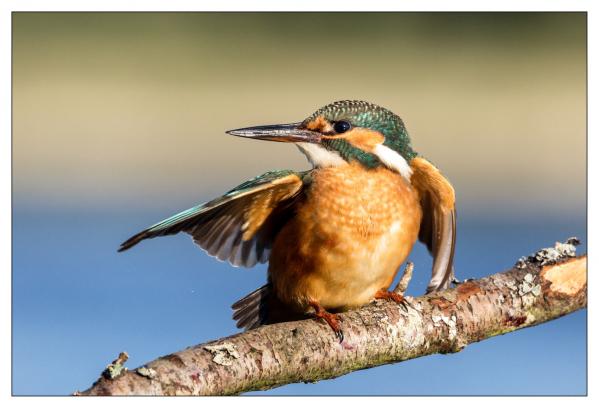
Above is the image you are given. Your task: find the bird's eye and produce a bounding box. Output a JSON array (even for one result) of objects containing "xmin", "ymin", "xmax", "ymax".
[{"xmin": 333, "ymin": 121, "xmax": 351, "ymax": 134}]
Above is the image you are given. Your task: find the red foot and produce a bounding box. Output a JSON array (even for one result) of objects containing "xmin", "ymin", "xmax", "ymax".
[
  {"xmin": 309, "ymin": 300, "xmax": 344, "ymax": 343},
  {"xmin": 374, "ymin": 290, "xmax": 409, "ymax": 311}
]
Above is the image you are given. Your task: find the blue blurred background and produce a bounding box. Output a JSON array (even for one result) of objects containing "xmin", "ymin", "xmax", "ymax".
[{"xmin": 12, "ymin": 13, "xmax": 586, "ymax": 395}]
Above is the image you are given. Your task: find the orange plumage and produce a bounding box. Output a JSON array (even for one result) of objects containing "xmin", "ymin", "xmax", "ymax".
[
  {"xmin": 119, "ymin": 100, "xmax": 457, "ymax": 342},
  {"xmin": 269, "ymin": 161, "xmax": 422, "ymax": 313}
]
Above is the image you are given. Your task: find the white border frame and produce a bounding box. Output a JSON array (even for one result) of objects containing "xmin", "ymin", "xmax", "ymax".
[{"xmin": 2, "ymin": 2, "xmax": 594, "ymax": 406}]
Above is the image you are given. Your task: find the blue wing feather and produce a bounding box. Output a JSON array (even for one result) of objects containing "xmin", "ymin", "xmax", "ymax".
[{"xmin": 118, "ymin": 170, "xmax": 306, "ymax": 268}]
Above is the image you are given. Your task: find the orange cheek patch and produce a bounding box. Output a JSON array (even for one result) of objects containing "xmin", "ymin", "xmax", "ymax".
[
  {"xmin": 305, "ymin": 120, "xmax": 385, "ymax": 152},
  {"xmin": 342, "ymin": 128, "xmax": 385, "ymax": 152},
  {"xmin": 305, "ymin": 116, "xmax": 333, "ymax": 133}
]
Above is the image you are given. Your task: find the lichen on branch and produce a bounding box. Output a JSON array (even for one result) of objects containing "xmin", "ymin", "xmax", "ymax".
[{"xmin": 78, "ymin": 239, "xmax": 587, "ymax": 396}]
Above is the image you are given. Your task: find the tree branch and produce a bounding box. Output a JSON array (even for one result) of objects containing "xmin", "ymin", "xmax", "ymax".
[{"xmin": 78, "ymin": 239, "xmax": 587, "ymax": 396}]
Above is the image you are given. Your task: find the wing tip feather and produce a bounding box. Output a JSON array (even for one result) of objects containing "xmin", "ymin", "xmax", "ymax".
[{"xmin": 118, "ymin": 230, "xmax": 151, "ymax": 252}]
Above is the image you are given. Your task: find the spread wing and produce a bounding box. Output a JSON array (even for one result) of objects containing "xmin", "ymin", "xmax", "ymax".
[
  {"xmin": 411, "ymin": 157, "xmax": 457, "ymax": 293},
  {"xmin": 118, "ymin": 170, "xmax": 306, "ymax": 267}
]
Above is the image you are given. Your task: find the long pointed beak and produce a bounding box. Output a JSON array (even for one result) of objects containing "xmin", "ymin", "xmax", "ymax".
[{"xmin": 226, "ymin": 122, "xmax": 321, "ymax": 143}]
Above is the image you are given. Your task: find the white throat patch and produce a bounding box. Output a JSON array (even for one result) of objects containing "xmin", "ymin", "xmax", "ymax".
[
  {"xmin": 373, "ymin": 144, "xmax": 413, "ymax": 182},
  {"xmin": 296, "ymin": 142, "xmax": 347, "ymax": 168}
]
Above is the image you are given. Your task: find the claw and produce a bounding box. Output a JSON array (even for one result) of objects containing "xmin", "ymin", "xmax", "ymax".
[
  {"xmin": 374, "ymin": 289, "xmax": 411, "ymax": 313},
  {"xmin": 334, "ymin": 328, "xmax": 344, "ymax": 343},
  {"xmin": 454, "ymin": 277, "xmax": 474, "ymax": 285},
  {"xmin": 403, "ymin": 299, "xmax": 417, "ymax": 311},
  {"xmin": 309, "ymin": 300, "xmax": 344, "ymax": 343}
]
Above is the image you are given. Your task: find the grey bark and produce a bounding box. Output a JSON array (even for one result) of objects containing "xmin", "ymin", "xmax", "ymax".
[{"xmin": 78, "ymin": 241, "xmax": 587, "ymax": 396}]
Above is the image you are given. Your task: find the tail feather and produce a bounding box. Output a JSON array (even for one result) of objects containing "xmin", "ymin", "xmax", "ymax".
[
  {"xmin": 231, "ymin": 284, "xmax": 270, "ymax": 330},
  {"xmin": 231, "ymin": 284, "xmax": 308, "ymax": 330}
]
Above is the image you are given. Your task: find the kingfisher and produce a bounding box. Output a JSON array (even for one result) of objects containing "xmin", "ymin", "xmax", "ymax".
[{"xmin": 119, "ymin": 100, "xmax": 457, "ymax": 342}]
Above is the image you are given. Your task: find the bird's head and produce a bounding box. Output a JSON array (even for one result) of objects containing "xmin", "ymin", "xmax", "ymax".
[{"xmin": 227, "ymin": 100, "xmax": 417, "ymax": 179}]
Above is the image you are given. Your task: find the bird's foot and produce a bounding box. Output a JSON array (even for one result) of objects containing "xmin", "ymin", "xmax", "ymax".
[
  {"xmin": 309, "ymin": 301, "xmax": 344, "ymax": 343},
  {"xmin": 452, "ymin": 277, "xmax": 474, "ymax": 285},
  {"xmin": 374, "ymin": 289, "xmax": 410, "ymax": 312}
]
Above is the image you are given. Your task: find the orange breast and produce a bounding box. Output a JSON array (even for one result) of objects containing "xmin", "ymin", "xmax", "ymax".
[{"xmin": 268, "ymin": 162, "xmax": 422, "ymax": 312}]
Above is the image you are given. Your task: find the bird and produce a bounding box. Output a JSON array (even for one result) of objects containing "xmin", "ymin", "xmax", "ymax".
[{"xmin": 119, "ymin": 100, "xmax": 457, "ymax": 342}]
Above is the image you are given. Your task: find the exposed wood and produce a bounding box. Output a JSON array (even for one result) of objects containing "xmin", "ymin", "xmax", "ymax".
[{"xmin": 78, "ymin": 240, "xmax": 586, "ymax": 396}]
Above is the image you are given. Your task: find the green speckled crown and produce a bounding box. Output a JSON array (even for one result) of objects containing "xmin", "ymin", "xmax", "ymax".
[{"xmin": 304, "ymin": 100, "xmax": 417, "ymax": 167}]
